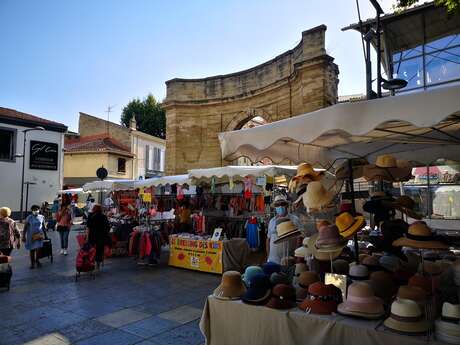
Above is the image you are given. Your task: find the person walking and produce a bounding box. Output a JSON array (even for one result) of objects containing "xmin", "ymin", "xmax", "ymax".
[
  {"xmin": 56, "ymin": 200, "xmax": 72, "ymax": 255},
  {"xmin": 0, "ymin": 207, "xmax": 21, "ymax": 256},
  {"xmin": 23, "ymin": 205, "xmax": 45, "ymax": 269},
  {"xmin": 87, "ymin": 204, "xmax": 110, "ymax": 269}
]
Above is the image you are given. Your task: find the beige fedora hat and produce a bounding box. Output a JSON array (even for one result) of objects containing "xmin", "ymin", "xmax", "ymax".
[
  {"xmin": 298, "ymin": 181, "xmax": 334, "ymax": 210},
  {"xmin": 274, "ymin": 219, "xmax": 301, "ymax": 244},
  {"xmin": 307, "ymin": 233, "xmax": 343, "ymax": 261},
  {"xmin": 384, "ymin": 299, "xmax": 429, "ymax": 334}
]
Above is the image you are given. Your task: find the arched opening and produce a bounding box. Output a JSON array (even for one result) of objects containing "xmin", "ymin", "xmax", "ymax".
[{"xmin": 233, "ymin": 116, "xmax": 274, "ymax": 166}]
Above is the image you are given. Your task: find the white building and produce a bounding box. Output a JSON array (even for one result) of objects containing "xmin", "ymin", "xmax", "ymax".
[{"xmin": 0, "ymin": 107, "xmax": 67, "ymax": 218}]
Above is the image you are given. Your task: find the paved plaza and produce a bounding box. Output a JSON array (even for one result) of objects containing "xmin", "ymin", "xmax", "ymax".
[{"xmin": 1, "ymin": 230, "xmax": 219, "ymax": 345}]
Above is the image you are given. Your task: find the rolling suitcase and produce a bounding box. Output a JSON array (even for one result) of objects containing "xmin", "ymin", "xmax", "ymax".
[
  {"xmin": 39, "ymin": 230, "xmax": 53, "ymax": 263},
  {"xmin": 0, "ymin": 263, "xmax": 12, "ymax": 291}
]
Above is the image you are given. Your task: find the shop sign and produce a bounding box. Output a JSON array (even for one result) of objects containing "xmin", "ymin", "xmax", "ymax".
[
  {"xmin": 168, "ymin": 236, "xmax": 223, "ymax": 274},
  {"xmin": 29, "ymin": 140, "xmax": 58, "ymax": 170}
]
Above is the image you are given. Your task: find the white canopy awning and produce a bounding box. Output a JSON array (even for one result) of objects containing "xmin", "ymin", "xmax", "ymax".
[
  {"xmin": 82, "ymin": 179, "xmax": 135, "ymax": 192},
  {"xmin": 218, "ymin": 85, "xmax": 460, "ymax": 167},
  {"xmin": 134, "ymin": 175, "xmax": 191, "ymax": 188},
  {"xmin": 59, "ymin": 188, "xmax": 86, "ymax": 194},
  {"xmin": 189, "ymin": 165, "xmax": 298, "ymax": 181}
]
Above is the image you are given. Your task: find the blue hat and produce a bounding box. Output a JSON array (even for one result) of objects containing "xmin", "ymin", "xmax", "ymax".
[
  {"xmin": 242, "ymin": 273, "xmax": 271, "ymax": 305},
  {"xmin": 242, "ymin": 266, "xmax": 264, "ymax": 287},
  {"xmin": 262, "ymin": 262, "xmax": 281, "ymax": 276}
]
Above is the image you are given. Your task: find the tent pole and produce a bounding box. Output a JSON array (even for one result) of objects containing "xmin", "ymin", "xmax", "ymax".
[
  {"xmin": 426, "ymin": 165, "xmax": 431, "ymax": 219},
  {"xmin": 347, "ymin": 159, "xmax": 360, "ymax": 264}
]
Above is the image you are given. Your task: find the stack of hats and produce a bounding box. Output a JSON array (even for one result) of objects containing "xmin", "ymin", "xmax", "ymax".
[
  {"xmin": 312, "ymin": 224, "xmax": 347, "ymax": 261},
  {"xmin": 362, "ymin": 255, "xmax": 381, "ymax": 272},
  {"xmin": 289, "ymin": 163, "xmax": 324, "ymax": 193},
  {"xmin": 296, "ymin": 271, "xmax": 320, "ymax": 301},
  {"xmin": 266, "ymin": 284, "xmax": 296, "ymax": 310},
  {"xmin": 335, "ymin": 212, "xmax": 366, "ymax": 240},
  {"xmin": 213, "ymin": 271, "xmax": 246, "ymax": 300},
  {"xmin": 348, "ymin": 264, "xmax": 369, "ymax": 282},
  {"xmin": 369, "ymin": 271, "xmax": 396, "ymax": 305},
  {"xmin": 298, "ymin": 282, "xmax": 342, "ymax": 314},
  {"xmin": 274, "ymin": 219, "xmax": 301, "ymax": 244},
  {"xmin": 397, "ymin": 285, "xmax": 428, "ymax": 312},
  {"xmin": 337, "ymin": 282, "xmax": 385, "ymax": 319},
  {"xmin": 362, "ymin": 154, "xmax": 412, "ymax": 183},
  {"xmin": 242, "ymin": 273, "xmax": 272, "ymax": 305},
  {"xmin": 384, "ymin": 299, "xmax": 429, "ymax": 334},
  {"xmin": 435, "ymin": 302, "xmax": 460, "ymax": 344},
  {"xmin": 294, "ymin": 237, "xmax": 311, "ymax": 259},
  {"xmin": 393, "ymin": 222, "xmax": 448, "ymax": 250},
  {"xmin": 242, "ymin": 266, "xmax": 264, "ymax": 287}
]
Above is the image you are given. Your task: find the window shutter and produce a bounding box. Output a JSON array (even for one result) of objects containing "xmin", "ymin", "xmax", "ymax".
[{"xmin": 145, "ymin": 145, "xmax": 149, "ymax": 173}]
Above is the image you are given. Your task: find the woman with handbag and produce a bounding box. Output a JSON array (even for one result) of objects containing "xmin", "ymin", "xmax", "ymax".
[
  {"xmin": 23, "ymin": 205, "xmax": 45, "ymax": 269},
  {"xmin": 87, "ymin": 204, "xmax": 110, "ymax": 269},
  {"xmin": 0, "ymin": 207, "xmax": 21, "ymax": 256}
]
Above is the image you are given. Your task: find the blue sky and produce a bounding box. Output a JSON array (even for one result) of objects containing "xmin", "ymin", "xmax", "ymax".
[{"xmin": 0, "ymin": 0, "xmax": 395, "ymax": 131}]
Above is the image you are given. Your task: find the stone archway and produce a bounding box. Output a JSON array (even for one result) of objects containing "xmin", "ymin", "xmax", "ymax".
[{"xmin": 163, "ymin": 25, "xmax": 339, "ymax": 175}]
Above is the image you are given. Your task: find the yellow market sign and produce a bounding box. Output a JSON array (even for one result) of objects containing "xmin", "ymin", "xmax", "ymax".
[{"xmin": 168, "ymin": 236, "xmax": 223, "ymax": 274}]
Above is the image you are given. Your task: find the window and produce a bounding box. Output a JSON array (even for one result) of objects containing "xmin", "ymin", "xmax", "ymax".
[
  {"xmin": 153, "ymin": 147, "xmax": 161, "ymax": 171},
  {"xmin": 0, "ymin": 127, "xmax": 16, "ymax": 161},
  {"xmin": 392, "ymin": 33, "xmax": 460, "ymax": 92},
  {"xmin": 117, "ymin": 158, "xmax": 126, "ymax": 173}
]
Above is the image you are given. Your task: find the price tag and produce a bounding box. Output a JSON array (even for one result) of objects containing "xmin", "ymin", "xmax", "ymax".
[
  {"xmin": 190, "ymin": 256, "xmax": 199, "ymax": 268},
  {"xmin": 211, "ymin": 228, "xmax": 222, "ymax": 241}
]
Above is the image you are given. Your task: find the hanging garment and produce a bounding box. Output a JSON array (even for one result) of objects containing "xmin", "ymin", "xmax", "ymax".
[
  {"xmin": 177, "ymin": 186, "xmax": 185, "ymax": 201},
  {"xmin": 245, "ymin": 218, "xmax": 259, "ymax": 249},
  {"xmin": 243, "ymin": 177, "xmax": 253, "ymax": 199}
]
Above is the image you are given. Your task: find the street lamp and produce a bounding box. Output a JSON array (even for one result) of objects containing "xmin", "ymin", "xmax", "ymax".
[{"xmin": 19, "ymin": 126, "xmax": 45, "ymax": 222}]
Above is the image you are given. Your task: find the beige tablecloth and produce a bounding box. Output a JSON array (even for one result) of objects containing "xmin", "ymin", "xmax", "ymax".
[{"xmin": 199, "ymin": 296, "xmax": 435, "ymax": 345}]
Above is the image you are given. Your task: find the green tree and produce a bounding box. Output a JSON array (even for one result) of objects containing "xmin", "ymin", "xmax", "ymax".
[
  {"xmin": 395, "ymin": 0, "xmax": 460, "ymax": 13},
  {"xmin": 121, "ymin": 94, "xmax": 166, "ymax": 139}
]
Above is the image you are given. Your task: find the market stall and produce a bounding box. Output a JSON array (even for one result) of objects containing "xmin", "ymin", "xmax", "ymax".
[{"xmin": 196, "ymin": 84, "xmax": 460, "ymax": 344}]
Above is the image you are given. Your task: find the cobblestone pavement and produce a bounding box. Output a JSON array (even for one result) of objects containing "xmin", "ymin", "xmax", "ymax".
[{"xmin": 1, "ymin": 229, "xmax": 220, "ymax": 345}]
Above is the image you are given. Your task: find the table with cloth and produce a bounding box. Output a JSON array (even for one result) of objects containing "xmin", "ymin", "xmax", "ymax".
[{"xmin": 199, "ymin": 296, "xmax": 432, "ymax": 345}]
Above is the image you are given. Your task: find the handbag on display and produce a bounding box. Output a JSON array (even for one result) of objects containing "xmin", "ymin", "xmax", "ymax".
[{"xmin": 32, "ymin": 232, "xmax": 44, "ymax": 242}]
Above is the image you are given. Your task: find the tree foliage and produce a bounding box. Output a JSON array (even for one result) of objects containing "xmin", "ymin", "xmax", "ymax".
[
  {"xmin": 395, "ymin": 0, "xmax": 460, "ymax": 13},
  {"xmin": 121, "ymin": 94, "xmax": 166, "ymax": 139}
]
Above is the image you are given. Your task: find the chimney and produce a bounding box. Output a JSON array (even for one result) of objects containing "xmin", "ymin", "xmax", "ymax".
[{"xmin": 130, "ymin": 116, "xmax": 137, "ymax": 131}]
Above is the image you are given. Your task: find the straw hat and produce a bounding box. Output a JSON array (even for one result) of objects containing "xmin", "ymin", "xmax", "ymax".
[
  {"xmin": 292, "ymin": 163, "xmax": 324, "ymax": 182},
  {"xmin": 397, "ymin": 285, "xmax": 428, "ymax": 307},
  {"xmin": 298, "ymin": 282, "xmax": 341, "ymax": 314},
  {"xmin": 335, "ymin": 212, "xmax": 366, "ymax": 239},
  {"xmin": 271, "ymin": 195, "xmax": 289, "ymax": 208},
  {"xmin": 369, "ymin": 271, "xmax": 396, "ymax": 304},
  {"xmin": 242, "ymin": 266, "xmax": 264, "ymax": 287},
  {"xmin": 294, "ymin": 246, "xmax": 310, "ymax": 258},
  {"xmin": 213, "ymin": 271, "xmax": 246, "ymax": 300},
  {"xmin": 393, "ymin": 222, "xmax": 448, "ymax": 250},
  {"xmin": 299, "ymin": 181, "xmax": 334, "ymax": 210},
  {"xmin": 435, "ymin": 303, "xmax": 460, "ymax": 340},
  {"xmin": 348, "ymin": 264, "xmax": 369, "ymax": 281},
  {"xmin": 302, "ymin": 237, "xmax": 310, "ymax": 247},
  {"xmin": 384, "ymin": 299, "xmax": 429, "ymax": 334},
  {"xmin": 274, "ymin": 219, "xmax": 301, "ymax": 244},
  {"xmin": 335, "ymin": 158, "xmax": 369, "ymax": 180},
  {"xmin": 337, "ymin": 282, "xmax": 384, "ymax": 319},
  {"xmin": 296, "ymin": 271, "xmax": 320, "ymax": 301},
  {"xmin": 383, "ymin": 196, "xmax": 423, "ymax": 220},
  {"xmin": 315, "ymin": 225, "xmax": 347, "ymax": 253},
  {"xmin": 408, "ymin": 274, "xmax": 434, "ymax": 295},
  {"xmin": 265, "ymin": 284, "xmax": 296, "ymax": 310},
  {"xmin": 242, "ymin": 273, "xmax": 272, "ymax": 305},
  {"xmin": 363, "ymin": 154, "xmax": 412, "ymax": 183},
  {"xmin": 308, "ymin": 233, "xmax": 343, "ymax": 261}
]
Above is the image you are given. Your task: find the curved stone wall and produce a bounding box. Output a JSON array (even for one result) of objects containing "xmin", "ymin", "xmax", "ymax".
[{"xmin": 164, "ymin": 25, "xmax": 339, "ymax": 174}]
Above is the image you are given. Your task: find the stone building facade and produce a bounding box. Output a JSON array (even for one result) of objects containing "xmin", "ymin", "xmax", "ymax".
[{"xmin": 163, "ymin": 25, "xmax": 339, "ymax": 175}]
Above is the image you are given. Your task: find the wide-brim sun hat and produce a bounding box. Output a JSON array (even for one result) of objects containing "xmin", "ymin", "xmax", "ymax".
[
  {"xmin": 242, "ymin": 273, "xmax": 272, "ymax": 305},
  {"xmin": 308, "ymin": 234, "xmax": 343, "ymax": 261},
  {"xmin": 213, "ymin": 271, "xmax": 246, "ymax": 300},
  {"xmin": 384, "ymin": 299, "xmax": 429, "ymax": 334},
  {"xmin": 292, "ymin": 163, "xmax": 324, "ymax": 182},
  {"xmin": 382, "ymin": 195, "xmax": 423, "ymax": 220},
  {"xmin": 337, "ymin": 282, "xmax": 384, "ymax": 319},
  {"xmin": 335, "ymin": 212, "xmax": 366, "ymax": 239},
  {"xmin": 393, "ymin": 222, "xmax": 448, "ymax": 250},
  {"xmin": 274, "ymin": 219, "xmax": 301, "ymax": 244},
  {"xmin": 294, "ymin": 246, "xmax": 310, "ymax": 258},
  {"xmin": 271, "ymin": 195, "xmax": 289, "ymax": 208}
]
